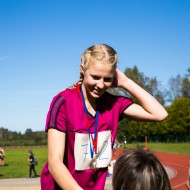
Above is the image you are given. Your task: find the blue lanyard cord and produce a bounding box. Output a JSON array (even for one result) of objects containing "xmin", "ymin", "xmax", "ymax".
[
  {"xmin": 80, "ymin": 87, "xmax": 99, "ymax": 139},
  {"xmin": 80, "ymin": 87, "xmax": 99, "ymax": 158},
  {"xmin": 88, "ymin": 128, "xmax": 93, "ymax": 158},
  {"xmin": 80, "ymin": 87, "xmax": 89, "ymax": 116},
  {"xmin": 94, "ymin": 112, "xmax": 98, "ymax": 141}
]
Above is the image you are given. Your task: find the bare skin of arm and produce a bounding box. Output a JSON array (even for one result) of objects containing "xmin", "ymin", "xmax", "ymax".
[
  {"xmin": 48, "ymin": 129, "xmax": 83, "ymax": 190},
  {"xmin": 113, "ymin": 69, "xmax": 168, "ymax": 121}
]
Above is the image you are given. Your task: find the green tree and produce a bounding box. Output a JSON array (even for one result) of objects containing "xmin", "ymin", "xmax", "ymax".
[
  {"xmin": 182, "ymin": 68, "xmax": 190, "ymax": 98},
  {"xmin": 167, "ymin": 74, "xmax": 182, "ymax": 103},
  {"xmin": 124, "ymin": 66, "xmax": 165, "ymax": 105},
  {"xmin": 182, "ymin": 76, "xmax": 190, "ymax": 98},
  {"xmin": 166, "ymin": 97, "xmax": 190, "ymax": 138},
  {"xmin": 24, "ymin": 128, "xmax": 33, "ymax": 140}
]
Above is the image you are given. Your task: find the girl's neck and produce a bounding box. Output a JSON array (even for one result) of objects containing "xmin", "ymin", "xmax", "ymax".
[{"xmin": 81, "ymin": 85, "xmax": 97, "ymax": 116}]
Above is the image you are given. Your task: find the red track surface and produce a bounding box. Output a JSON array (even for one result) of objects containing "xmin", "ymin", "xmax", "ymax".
[
  {"xmin": 112, "ymin": 148, "xmax": 190, "ymax": 190},
  {"xmin": 155, "ymin": 152, "xmax": 190, "ymax": 190}
]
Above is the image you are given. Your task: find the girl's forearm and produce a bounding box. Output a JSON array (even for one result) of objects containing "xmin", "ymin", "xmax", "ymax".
[
  {"xmin": 121, "ymin": 77, "xmax": 168, "ymax": 121},
  {"xmin": 48, "ymin": 160, "xmax": 83, "ymax": 190}
]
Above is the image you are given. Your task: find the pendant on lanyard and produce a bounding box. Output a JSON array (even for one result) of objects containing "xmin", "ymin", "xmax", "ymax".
[{"xmin": 76, "ymin": 83, "xmax": 99, "ymax": 158}]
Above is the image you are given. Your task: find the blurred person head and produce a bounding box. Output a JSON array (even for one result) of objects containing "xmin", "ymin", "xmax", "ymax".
[
  {"xmin": 28, "ymin": 150, "xmax": 33, "ymax": 155},
  {"xmin": 112, "ymin": 148, "xmax": 171, "ymax": 190}
]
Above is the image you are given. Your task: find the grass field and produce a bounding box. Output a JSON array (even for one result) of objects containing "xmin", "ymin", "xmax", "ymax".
[
  {"xmin": 0, "ymin": 146, "xmax": 47, "ymax": 179},
  {"xmin": 0, "ymin": 143, "xmax": 190, "ymax": 179}
]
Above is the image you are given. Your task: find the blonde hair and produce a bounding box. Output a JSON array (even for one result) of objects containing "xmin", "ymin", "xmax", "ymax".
[{"xmin": 68, "ymin": 44, "xmax": 118, "ymax": 89}]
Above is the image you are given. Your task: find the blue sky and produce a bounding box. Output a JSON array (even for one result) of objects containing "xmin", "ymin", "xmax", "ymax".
[{"xmin": 0, "ymin": 0, "xmax": 190, "ymax": 133}]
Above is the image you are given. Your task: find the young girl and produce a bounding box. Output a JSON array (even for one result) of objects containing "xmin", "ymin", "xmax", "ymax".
[
  {"xmin": 28, "ymin": 150, "xmax": 37, "ymax": 178},
  {"xmin": 40, "ymin": 44, "xmax": 168, "ymax": 190}
]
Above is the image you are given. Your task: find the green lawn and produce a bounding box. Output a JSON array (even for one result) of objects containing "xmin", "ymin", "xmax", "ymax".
[
  {"xmin": 0, "ymin": 143, "xmax": 190, "ymax": 179},
  {"xmin": 0, "ymin": 146, "xmax": 48, "ymax": 179}
]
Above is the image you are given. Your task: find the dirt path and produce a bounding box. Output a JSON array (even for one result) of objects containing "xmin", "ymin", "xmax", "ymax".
[{"xmin": 0, "ymin": 176, "xmax": 112, "ymax": 190}]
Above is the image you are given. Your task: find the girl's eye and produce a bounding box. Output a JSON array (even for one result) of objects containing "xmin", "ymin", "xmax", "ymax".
[
  {"xmin": 104, "ymin": 78, "xmax": 113, "ymax": 82},
  {"xmin": 91, "ymin": 75, "xmax": 113, "ymax": 82},
  {"xmin": 92, "ymin": 76, "xmax": 100, "ymax": 80}
]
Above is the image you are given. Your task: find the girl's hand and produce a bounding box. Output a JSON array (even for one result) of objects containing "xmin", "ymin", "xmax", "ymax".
[{"xmin": 112, "ymin": 69, "xmax": 128, "ymax": 88}]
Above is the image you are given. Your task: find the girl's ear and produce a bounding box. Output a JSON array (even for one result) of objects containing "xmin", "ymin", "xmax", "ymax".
[{"xmin": 80, "ymin": 64, "xmax": 85, "ymax": 75}]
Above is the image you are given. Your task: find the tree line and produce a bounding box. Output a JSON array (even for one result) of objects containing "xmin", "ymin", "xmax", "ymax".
[
  {"xmin": 0, "ymin": 66, "xmax": 190, "ymax": 145},
  {"xmin": 0, "ymin": 127, "xmax": 47, "ymax": 146}
]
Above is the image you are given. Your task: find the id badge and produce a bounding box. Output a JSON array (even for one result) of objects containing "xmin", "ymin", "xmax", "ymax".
[{"xmin": 74, "ymin": 130, "xmax": 112, "ymax": 171}]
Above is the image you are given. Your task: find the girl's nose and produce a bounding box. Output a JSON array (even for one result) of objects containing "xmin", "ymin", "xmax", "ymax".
[{"xmin": 97, "ymin": 79, "xmax": 104, "ymax": 89}]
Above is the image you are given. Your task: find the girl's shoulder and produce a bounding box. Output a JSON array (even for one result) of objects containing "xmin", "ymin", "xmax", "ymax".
[
  {"xmin": 100, "ymin": 91, "xmax": 133, "ymax": 107},
  {"xmin": 57, "ymin": 88, "xmax": 77, "ymax": 96},
  {"xmin": 102, "ymin": 91, "xmax": 126, "ymax": 100},
  {"xmin": 52, "ymin": 88, "xmax": 78, "ymax": 102}
]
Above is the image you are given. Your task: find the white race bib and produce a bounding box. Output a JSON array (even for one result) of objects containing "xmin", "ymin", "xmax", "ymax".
[{"xmin": 74, "ymin": 130, "xmax": 112, "ymax": 171}]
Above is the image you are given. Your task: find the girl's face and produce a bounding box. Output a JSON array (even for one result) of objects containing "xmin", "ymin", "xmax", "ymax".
[{"xmin": 82, "ymin": 62, "xmax": 115, "ymax": 100}]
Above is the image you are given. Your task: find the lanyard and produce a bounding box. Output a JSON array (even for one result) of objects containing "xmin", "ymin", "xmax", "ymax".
[{"xmin": 76, "ymin": 83, "xmax": 99, "ymax": 158}]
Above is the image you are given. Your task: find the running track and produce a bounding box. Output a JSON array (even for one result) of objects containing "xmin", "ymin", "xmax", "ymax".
[
  {"xmin": 112, "ymin": 148, "xmax": 190, "ymax": 190},
  {"xmin": 155, "ymin": 152, "xmax": 190, "ymax": 190}
]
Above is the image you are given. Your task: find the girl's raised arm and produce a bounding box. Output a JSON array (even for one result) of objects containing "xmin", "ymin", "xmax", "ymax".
[{"xmin": 113, "ymin": 69, "xmax": 168, "ymax": 121}]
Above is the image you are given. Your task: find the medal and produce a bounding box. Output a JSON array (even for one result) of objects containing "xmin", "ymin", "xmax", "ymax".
[{"xmin": 76, "ymin": 83, "xmax": 99, "ymax": 158}]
